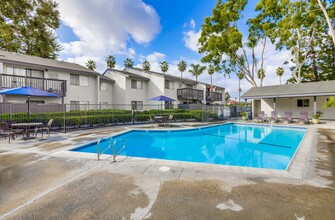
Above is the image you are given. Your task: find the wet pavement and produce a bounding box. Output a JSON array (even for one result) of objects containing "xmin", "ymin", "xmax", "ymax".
[{"xmin": 0, "ymin": 122, "xmax": 334, "ymax": 219}]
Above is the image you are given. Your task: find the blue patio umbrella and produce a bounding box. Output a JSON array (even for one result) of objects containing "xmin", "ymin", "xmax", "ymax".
[
  {"xmin": 0, "ymin": 86, "xmax": 60, "ymax": 120},
  {"xmin": 149, "ymin": 95, "xmax": 176, "ymax": 110}
]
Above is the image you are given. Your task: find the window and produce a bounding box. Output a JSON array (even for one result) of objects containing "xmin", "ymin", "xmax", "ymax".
[
  {"xmin": 70, "ymin": 74, "xmax": 79, "ymax": 85},
  {"xmin": 131, "ymin": 79, "xmax": 143, "ymax": 89},
  {"xmin": 6, "ymin": 67, "xmax": 26, "ymax": 76},
  {"xmin": 27, "ymin": 100, "xmax": 45, "ymax": 104},
  {"xmin": 27, "ymin": 69, "xmax": 44, "ymax": 78},
  {"xmin": 48, "ymin": 73, "xmax": 59, "ymax": 79},
  {"xmin": 100, "ymin": 82, "xmax": 108, "ymax": 91},
  {"xmin": 186, "ymin": 84, "xmax": 193, "ymax": 89},
  {"xmin": 79, "ymin": 75, "xmax": 89, "ymax": 86},
  {"xmin": 165, "ymin": 80, "xmax": 174, "ymax": 90},
  {"xmin": 70, "ymin": 101, "xmax": 80, "ymax": 111},
  {"xmin": 131, "ymin": 101, "xmax": 143, "ymax": 110},
  {"xmin": 297, "ymin": 99, "xmax": 309, "ymax": 107}
]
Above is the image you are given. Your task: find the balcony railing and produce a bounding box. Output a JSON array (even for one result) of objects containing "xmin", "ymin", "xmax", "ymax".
[
  {"xmin": 206, "ymin": 92, "xmax": 222, "ymax": 101},
  {"xmin": 0, "ymin": 74, "xmax": 67, "ymax": 97},
  {"xmin": 177, "ymin": 88, "xmax": 204, "ymax": 101}
]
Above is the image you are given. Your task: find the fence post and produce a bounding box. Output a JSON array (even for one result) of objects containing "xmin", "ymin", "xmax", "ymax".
[{"xmin": 63, "ymin": 103, "xmax": 66, "ymax": 133}]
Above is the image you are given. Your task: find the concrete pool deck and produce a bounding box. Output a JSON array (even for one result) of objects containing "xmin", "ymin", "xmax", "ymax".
[{"xmin": 0, "ymin": 121, "xmax": 335, "ymax": 219}]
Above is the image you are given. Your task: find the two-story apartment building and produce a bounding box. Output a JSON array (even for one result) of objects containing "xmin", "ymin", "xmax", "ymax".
[
  {"xmin": 103, "ymin": 67, "xmax": 225, "ymax": 109},
  {"xmin": 0, "ymin": 50, "xmax": 114, "ymax": 107}
]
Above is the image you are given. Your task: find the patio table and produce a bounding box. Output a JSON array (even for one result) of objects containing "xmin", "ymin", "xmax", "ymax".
[
  {"xmin": 11, "ymin": 122, "xmax": 43, "ymax": 140},
  {"xmin": 154, "ymin": 116, "xmax": 168, "ymax": 126}
]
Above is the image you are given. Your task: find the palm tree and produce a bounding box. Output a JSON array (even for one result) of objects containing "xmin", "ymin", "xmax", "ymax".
[
  {"xmin": 142, "ymin": 60, "xmax": 151, "ymax": 71},
  {"xmin": 189, "ymin": 64, "xmax": 206, "ymax": 82},
  {"xmin": 160, "ymin": 61, "xmax": 169, "ymax": 74},
  {"xmin": 124, "ymin": 58, "xmax": 134, "ymax": 68},
  {"xmin": 86, "ymin": 60, "xmax": 96, "ymax": 70},
  {"xmin": 178, "ymin": 60, "xmax": 187, "ymax": 78},
  {"xmin": 237, "ymin": 71, "xmax": 245, "ymax": 103},
  {"xmin": 276, "ymin": 67, "xmax": 284, "ymax": 85},
  {"xmin": 323, "ymin": 97, "xmax": 335, "ymax": 108},
  {"xmin": 208, "ymin": 64, "xmax": 215, "ymax": 86},
  {"xmin": 105, "ymin": 55, "xmax": 116, "ymax": 69},
  {"xmin": 257, "ymin": 68, "xmax": 265, "ymax": 87}
]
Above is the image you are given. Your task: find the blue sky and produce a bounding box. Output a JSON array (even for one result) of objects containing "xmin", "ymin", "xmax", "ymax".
[{"xmin": 55, "ymin": 0, "xmax": 289, "ymax": 99}]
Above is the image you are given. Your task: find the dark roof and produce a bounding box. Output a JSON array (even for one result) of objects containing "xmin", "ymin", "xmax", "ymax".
[
  {"xmin": 100, "ymin": 75, "xmax": 115, "ymax": 83},
  {"xmin": 0, "ymin": 50, "xmax": 100, "ymax": 75},
  {"xmin": 103, "ymin": 69, "xmax": 150, "ymax": 81},
  {"xmin": 128, "ymin": 67, "xmax": 225, "ymax": 89},
  {"xmin": 241, "ymin": 80, "xmax": 335, "ymax": 99}
]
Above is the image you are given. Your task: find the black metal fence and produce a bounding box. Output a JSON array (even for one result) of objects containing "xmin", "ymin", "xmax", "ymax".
[{"xmin": 0, "ymin": 103, "xmax": 252, "ymax": 132}]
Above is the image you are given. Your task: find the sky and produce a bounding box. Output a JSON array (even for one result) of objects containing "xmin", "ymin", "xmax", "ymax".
[{"xmin": 55, "ymin": 0, "xmax": 291, "ymax": 100}]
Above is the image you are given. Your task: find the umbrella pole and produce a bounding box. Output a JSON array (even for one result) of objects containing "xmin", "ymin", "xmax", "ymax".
[{"xmin": 27, "ymin": 96, "xmax": 30, "ymax": 122}]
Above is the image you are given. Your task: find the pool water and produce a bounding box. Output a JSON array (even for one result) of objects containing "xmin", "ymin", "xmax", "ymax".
[{"xmin": 71, "ymin": 123, "xmax": 306, "ymax": 170}]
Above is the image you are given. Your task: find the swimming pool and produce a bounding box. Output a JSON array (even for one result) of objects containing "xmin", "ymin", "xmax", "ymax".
[{"xmin": 71, "ymin": 123, "xmax": 306, "ymax": 170}]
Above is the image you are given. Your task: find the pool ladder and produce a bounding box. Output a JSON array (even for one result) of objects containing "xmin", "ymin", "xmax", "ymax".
[{"xmin": 96, "ymin": 138, "xmax": 126, "ymax": 162}]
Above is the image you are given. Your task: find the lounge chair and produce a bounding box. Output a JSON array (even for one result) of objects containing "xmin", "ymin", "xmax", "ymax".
[
  {"xmin": 298, "ymin": 112, "xmax": 309, "ymax": 124},
  {"xmin": 0, "ymin": 122, "xmax": 16, "ymax": 143},
  {"xmin": 167, "ymin": 114, "xmax": 174, "ymax": 126},
  {"xmin": 34, "ymin": 119, "xmax": 53, "ymax": 138},
  {"xmin": 269, "ymin": 111, "xmax": 279, "ymax": 123},
  {"xmin": 253, "ymin": 111, "xmax": 265, "ymax": 123},
  {"xmin": 281, "ymin": 112, "xmax": 293, "ymax": 124}
]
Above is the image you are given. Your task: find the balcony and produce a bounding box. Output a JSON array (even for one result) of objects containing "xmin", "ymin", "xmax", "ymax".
[
  {"xmin": 177, "ymin": 88, "xmax": 204, "ymax": 101},
  {"xmin": 0, "ymin": 74, "xmax": 67, "ymax": 97},
  {"xmin": 206, "ymin": 92, "xmax": 222, "ymax": 101}
]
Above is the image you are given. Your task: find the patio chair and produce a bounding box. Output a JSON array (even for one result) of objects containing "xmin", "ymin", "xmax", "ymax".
[
  {"xmin": 298, "ymin": 112, "xmax": 309, "ymax": 124},
  {"xmin": 0, "ymin": 122, "xmax": 16, "ymax": 143},
  {"xmin": 281, "ymin": 112, "xmax": 293, "ymax": 124},
  {"xmin": 34, "ymin": 119, "xmax": 53, "ymax": 138},
  {"xmin": 253, "ymin": 111, "xmax": 265, "ymax": 123},
  {"xmin": 167, "ymin": 114, "xmax": 174, "ymax": 126},
  {"xmin": 269, "ymin": 111, "xmax": 279, "ymax": 123}
]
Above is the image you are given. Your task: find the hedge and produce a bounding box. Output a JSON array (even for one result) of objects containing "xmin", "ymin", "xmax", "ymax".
[{"xmin": 0, "ymin": 109, "xmax": 218, "ymax": 129}]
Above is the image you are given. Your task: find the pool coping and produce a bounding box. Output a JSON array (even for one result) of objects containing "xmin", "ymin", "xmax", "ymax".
[{"xmin": 58, "ymin": 122, "xmax": 312, "ymax": 179}]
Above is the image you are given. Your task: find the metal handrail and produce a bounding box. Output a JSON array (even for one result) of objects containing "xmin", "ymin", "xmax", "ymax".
[
  {"xmin": 96, "ymin": 138, "xmax": 113, "ymax": 160},
  {"xmin": 112, "ymin": 138, "xmax": 126, "ymax": 162},
  {"xmin": 96, "ymin": 137, "xmax": 126, "ymax": 162}
]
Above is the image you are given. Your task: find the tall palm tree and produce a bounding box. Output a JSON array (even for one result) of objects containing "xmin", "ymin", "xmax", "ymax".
[
  {"xmin": 142, "ymin": 60, "xmax": 151, "ymax": 71},
  {"xmin": 189, "ymin": 64, "xmax": 206, "ymax": 82},
  {"xmin": 160, "ymin": 61, "xmax": 169, "ymax": 74},
  {"xmin": 178, "ymin": 60, "xmax": 187, "ymax": 78},
  {"xmin": 207, "ymin": 64, "xmax": 215, "ymax": 85},
  {"xmin": 237, "ymin": 71, "xmax": 245, "ymax": 103},
  {"xmin": 105, "ymin": 55, "xmax": 116, "ymax": 69},
  {"xmin": 257, "ymin": 68, "xmax": 265, "ymax": 87},
  {"xmin": 86, "ymin": 60, "xmax": 96, "ymax": 70},
  {"xmin": 124, "ymin": 58, "xmax": 134, "ymax": 68},
  {"xmin": 276, "ymin": 67, "xmax": 284, "ymax": 85}
]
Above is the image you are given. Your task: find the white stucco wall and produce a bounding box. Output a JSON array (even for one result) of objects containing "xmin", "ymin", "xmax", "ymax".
[
  {"xmin": 257, "ymin": 96, "xmax": 335, "ymax": 120},
  {"xmin": 99, "ymin": 82, "xmax": 113, "ymax": 104}
]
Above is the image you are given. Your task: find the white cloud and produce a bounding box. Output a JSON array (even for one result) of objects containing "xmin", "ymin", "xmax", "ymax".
[
  {"xmin": 189, "ymin": 19, "xmax": 196, "ymax": 29},
  {"xmin": 183, "ymin": 19, "xmax": 201, "ymax": 52},
  {"xmin": 183, "ymin": 30, "xmax": 201, "ymax": 52},
  {"xmin": 56, "ymin": 0, "xmax": 161, "ymax": 72}
]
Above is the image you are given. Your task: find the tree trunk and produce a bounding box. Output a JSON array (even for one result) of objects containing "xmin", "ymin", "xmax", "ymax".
[
  {"xmin": 279, "ymin": 76, "xmax": 281, "ymax": 85},
  {"xmin": 210, "ymin": 75, "xmax": 212, "ymax": 85},
  {"xmin": 317, "ymin": 0, "xmax": 335, "ymax": 46}
]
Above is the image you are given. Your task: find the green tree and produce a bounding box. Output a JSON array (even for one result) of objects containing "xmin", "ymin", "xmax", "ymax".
[
  {"xmin": 317, "ymin": 0, "xmax": 335, "ymax": 46},
  {"xmin": 207, "ymin": 64, "xmax": 215, "ymax": 86},
  {"xmin": 276, "ymin": 67, "xmax": 284, "ymax": 85},
  {"xmin": 178, "ymin": 60, "xmax": 187, "ymax": 77},
  {"xmin": 257, "ymin": 68, "xmax": 265, "ymax": 87},
  {"xmin": 160, "ymin": 61, "xmax": 169, "ymax": 74},
  {"xmin": 142, "ymin": 60, "xmax": 151, "ymax": 71},
  {"xmin": 124, "ymin": 58, "xmax": 134, "ymax": 68},
  {"xmin": 105, "ymin": 55, "xmax": 116, "ymax": 69},
  {"xmin": 199, "ymin": 0, "xmax": 270, "ymax": 87},
  {"xmin": 237, "ymin": 71, "xmax": 244, "ymax": 103},
  {"xmin": 86, "ymin": 60, "xmax": 96, "ymax": 70},
  {"xmin": 189, "ymin": 64, "xmax": 206, "ymax": 82},
  {"xmin": 224, "ymin": 91, "xmax": 231, "ymax": 103},
  {"xmin": 0, "ymin": 0, "xmax": 61, "ymax": 59}
]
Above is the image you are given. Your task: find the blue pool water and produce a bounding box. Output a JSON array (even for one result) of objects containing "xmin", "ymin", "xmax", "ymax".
[{"xmin": 71, "ymin": 123, "xmax": 306, "ymax": 170}]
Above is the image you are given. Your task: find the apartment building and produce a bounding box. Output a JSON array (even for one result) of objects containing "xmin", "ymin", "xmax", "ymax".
[
  {"xmin": 0, "ymin": 50, "xmax": 114, "ymax": 107},
  {"xmin": 103, "ymin": 67, "xmax": 224, "ymax": 109}
]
